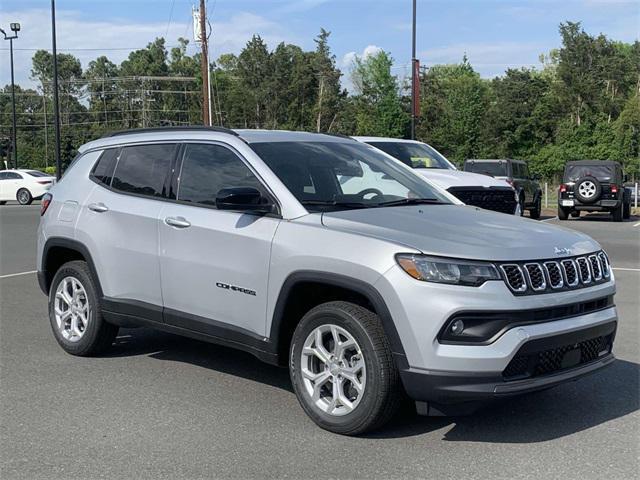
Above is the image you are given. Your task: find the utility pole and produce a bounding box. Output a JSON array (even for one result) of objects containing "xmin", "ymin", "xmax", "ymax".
[
  {"xmin": 410, "ymin": 0, "xmax": 418, "ymax": 140},
  {"xmin": 0, "ymin": 23, "xmax": 20, "ymax": 169},
  {"xmin": 51, "ymin": 0, "xmax": 62, "ymax": 180},
  {"xmin": 198, "ymin": 0, "xmax": 210, "ymax": 126}
]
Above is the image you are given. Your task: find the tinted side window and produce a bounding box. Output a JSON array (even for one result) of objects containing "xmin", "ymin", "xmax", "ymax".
[
  {"xmin": 512, "ymin": 163, "xmax": 522, "ymax": 178},
  {"xmin": 112, "ymin": 144, "xmax": 176, "ymax": 197},
  {"xmin": 178, "ymin": 144, "xmax": 266, "ymax": 206},
  {"xmin": 91, "ymin": 149, "xmax": 119, "ymax": 186},
  {"xmin": 521, "ymin": 164, "xmax": 530, "ymax": 178},
  {"xmin": 6, "ymin": 172, "xmax": 22, "ymax": 179},
  {"xmin": 0, "ymin": 172, "xmax": 8, "ymax": 180}
]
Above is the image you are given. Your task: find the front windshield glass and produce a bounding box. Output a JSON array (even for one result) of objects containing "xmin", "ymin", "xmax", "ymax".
[
  {"xmin": 465, "ymin": 161, "xmax": 508, "ymax": 177},
  {"xmin": 565, "ymin": 164, "xmax": 615, "ymax": 182},
  {"xmin": 251, "ymin": 141, "xmax": 452, "ymax": 211},
  {"xmin": 367, "ymin": 141, "xmax": 455, "ymax": 170}
]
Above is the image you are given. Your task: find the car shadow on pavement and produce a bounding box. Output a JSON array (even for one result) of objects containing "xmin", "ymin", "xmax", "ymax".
[
  {"xmin": 108, "ymin": 327, "xmax": 293, "ymax": 392},
  {"xmin": 107, "ymin": 328, "xmax": 638, "ymax": 443}
]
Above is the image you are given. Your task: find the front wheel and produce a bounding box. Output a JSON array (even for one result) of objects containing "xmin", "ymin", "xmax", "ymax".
[
  {"xmin": 49, "ymin": 260, "xmax": 118, "ymax": 356},
  {"xmin": 289, "ymin": 301, "xmax": 401, "ymax": 435},
  {"xmin": 16, "ymin": 188, "xmax": 33, "ymax": 205}
]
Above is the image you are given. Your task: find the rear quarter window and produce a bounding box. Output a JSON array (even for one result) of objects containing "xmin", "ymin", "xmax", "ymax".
[
  {"xmin": 90, "ymin": 149, "xmax": 120, "ymax": 186},
  {"xmin": 111, "ymin": 144, "xmax": 177, "ymax": 198}
]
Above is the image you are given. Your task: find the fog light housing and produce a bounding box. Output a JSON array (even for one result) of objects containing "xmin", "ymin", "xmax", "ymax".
[{"xmin": 450, "ymin": 319, "xmax": 465, "ymax": 335}]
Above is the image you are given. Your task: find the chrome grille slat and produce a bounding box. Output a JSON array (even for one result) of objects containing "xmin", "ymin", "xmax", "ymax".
[
  {"xmin": 598, "ymin": 252, "xmax": 610, "ymax": 278},
  {"xmin": 589, "ymin": 254, "xmax": 603, "ymax": 281},
  {"xmin": 544, "ymin": 261, "xmax": 564, "ymax": 289},
  {"xmin": 524, "ymin": 263, "xmax": 546, "ymax": 291},
  {"xmin": 576, "ymin": 257, "xmax": 592, "ymax": 284},
  {"xmin": 500, "ymin": 264, "xmax": 527, "ymax": 292},
  {"xmin": 561, "ymin": 259, "xmax": 579, "ymax": 287}
]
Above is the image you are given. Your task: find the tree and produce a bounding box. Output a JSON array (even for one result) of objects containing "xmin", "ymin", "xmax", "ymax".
[{"xmin": 350, "ymin": 50, "xmax": 408, "ymax": 137}]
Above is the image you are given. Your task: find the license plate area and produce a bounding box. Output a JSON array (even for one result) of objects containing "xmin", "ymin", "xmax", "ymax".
[{"xmin": 561, "ymin": 200, "xmax": 574, "ymax": 207}]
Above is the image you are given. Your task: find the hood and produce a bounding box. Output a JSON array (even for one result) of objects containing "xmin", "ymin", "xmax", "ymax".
[
  {"xmin": 415, "ymin": 169, "xmax": 511, "ymax": 189},
  {"xmin": 321, "ymin": 205, "xmax": 599, "ymax": 261}
]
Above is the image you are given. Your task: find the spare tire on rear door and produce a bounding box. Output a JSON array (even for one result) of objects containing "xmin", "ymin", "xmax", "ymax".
[{"xmin": 574, "ymin": 176, "xmax": 601, "ymax": 204}]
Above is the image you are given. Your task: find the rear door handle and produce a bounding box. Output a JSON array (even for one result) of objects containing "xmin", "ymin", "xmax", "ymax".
[
  {"xmin": 165, "ymin": 216, "xmax": 191, "ymax": 229},
  {"xmin": 88, "ymin": 202, "xmax": 109, "ymax": 213}
]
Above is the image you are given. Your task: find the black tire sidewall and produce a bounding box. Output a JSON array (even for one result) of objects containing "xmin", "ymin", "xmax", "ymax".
[
  {"xmin": 49, "ymin": 261, "xmax": 104, "ymax": 355},
  {"xmin": 290, "ymin": 304, "xmax": 391, "ymax": 434},
  {"xmin": 574, "ymin": 176, "xmax": 601, "ymax": 204}
]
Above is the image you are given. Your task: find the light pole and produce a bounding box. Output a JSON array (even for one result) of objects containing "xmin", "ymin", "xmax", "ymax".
[
  {"xmin": 51, "ymin": 0, "xmax": 62, "ymax": 180},
  {"xmin": 0, "ymin": 23, "xmax": 20, "ymax": 169},
  {"xmin": 410, "ymin": 0, "xmax": 417, "ymax": 140}
]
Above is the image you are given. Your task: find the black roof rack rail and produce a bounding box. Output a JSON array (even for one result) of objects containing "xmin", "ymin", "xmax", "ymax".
[{"xmin": 101, "ymin": 126, "xmax": 238, "ymax": 138}]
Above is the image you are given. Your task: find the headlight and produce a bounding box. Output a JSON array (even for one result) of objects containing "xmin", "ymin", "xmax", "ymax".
[{"xmin": 396, "ymin": 254, "xmax": 500, "ymax": 286}]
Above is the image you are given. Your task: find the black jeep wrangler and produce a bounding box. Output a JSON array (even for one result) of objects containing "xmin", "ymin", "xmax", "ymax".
[{"xmin": 558, "ymin": 160, "xmax": 631, "ymax": 222}]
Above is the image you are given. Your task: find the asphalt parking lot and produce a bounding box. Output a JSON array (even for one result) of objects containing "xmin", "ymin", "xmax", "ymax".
[{"xmin": 1, "ymin": 204, "xmax": 638, "ymax": 480}]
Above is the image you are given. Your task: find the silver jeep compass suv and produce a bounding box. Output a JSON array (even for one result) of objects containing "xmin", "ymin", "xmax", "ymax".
[{"xmin": 37, "ymin": 127, "xmax": 618, "ymax": 435}]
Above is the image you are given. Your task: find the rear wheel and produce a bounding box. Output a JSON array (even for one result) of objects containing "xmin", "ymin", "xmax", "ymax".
[
  {"xmin": 612, "ymin": 204, "xmax": 623, "ymax": 222},
  {"xmin": 16, "ymin": 188, "xmax": 32, "ymax": 205},
  {"xmin": 0, "ymin": 201, "xmax": 6, "ymax": 205},
  {"xmin": 289, "ymin": 301, "xmax": 401, "ymax": 435},
  {"xmin": 558, "ymin": 206, "xmax": 570, "ymax": 220},
  {"xmin": 49, "ymin": 260, "xmax": 118, "ymax": 356},
  {"xmin": 623, "ymin": 201, "xmax": 631, "ymax": 219},
  {"xmin": 529, "ymin": 196, "xmax": 541, "ymax": 219}
]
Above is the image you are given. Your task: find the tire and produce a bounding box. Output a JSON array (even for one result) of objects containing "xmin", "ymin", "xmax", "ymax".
[
  {"xmin": 289, "ymin": 301, "xmax": 401, "ymax": 435},
  {"xmin": 571, "ymin": 211, "xmax": 581, "ymax": 218},
  {"xmin": 518, "ymin": 193, "xmax": 525, "ymax": 216},
  {"xmin": 48, "ymin": 260, "xmax": 118, "ymax": 356},
  {"xmin": 574, "ymin": 176, "xmax": 601, "ymax": 204},
  {"xmin": 558, "ymin": 206, "xmax": 570, "ymax": 220},
  {"xmin": 623, "ymin": 202, "xmax": 630, "ymax": 220},
  {"xmin": 529, "ymin": 196, "xmax": 541, "ymax": 219},
  {"xmin": 612, "ymin": 204, "xmax": 623, "ymax": 222},
  {"xmin": 16, "ymin": 188, "xmax": 33, "ymax": 205},
  {"xmin": 0, "ymin": 201, "xmax": 6, "ymax": 205}
]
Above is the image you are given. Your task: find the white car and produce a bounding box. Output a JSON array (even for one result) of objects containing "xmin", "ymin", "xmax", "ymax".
[
  {"xmin": 353, "ymin": 137, "xmax": 520, "ymax": 215},
  {"xmin": 0, "ymin": 169, "xmax": 55, "ymax": 205}
]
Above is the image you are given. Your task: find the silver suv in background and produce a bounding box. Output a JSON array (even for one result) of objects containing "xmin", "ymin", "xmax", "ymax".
[
  {"xmin": 38, "ymin": 127, "xmax": 618, "ymax": 435},
  {"xmin": 354, "ymin": 137, "xmax": 519, "ymax": 215}
]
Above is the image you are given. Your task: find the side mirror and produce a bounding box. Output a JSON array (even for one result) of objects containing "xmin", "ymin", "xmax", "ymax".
[{"xmin": 215, "ymin": 187, "xmax": 275, "ymax": 214}]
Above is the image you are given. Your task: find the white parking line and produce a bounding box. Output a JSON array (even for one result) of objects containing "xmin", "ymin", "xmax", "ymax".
[
  {"xmin": 633, "ymin": 222, "xmax": 640, "ymax": 227},
  {"xmin": 0, "ymin": 270, "xmax": 37, "ymax": 279},
  {"xmin": 612, "ymin": 267, "xmax": 640, "ymax": 272}
]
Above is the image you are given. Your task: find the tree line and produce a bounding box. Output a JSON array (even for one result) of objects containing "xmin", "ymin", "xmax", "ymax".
[{"xmin": 0, "ymin": 22, "xmax": 638, "ymax": 180}]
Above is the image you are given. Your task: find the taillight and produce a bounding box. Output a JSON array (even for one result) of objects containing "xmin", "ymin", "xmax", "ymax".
[
  {"xmin": 40, "ymin": 193, "xmax": 52, "ymax": 216},
  {"xmin": 610, "ymin": 184, "xmax": 618, "ymax": 194},
  {"xmin": 37, "ymin": 180, "xmax": 52, "ymax": 185},
  {"xmin": 559, "ymin": 184, "xmax": 567, "ymax": 193}
]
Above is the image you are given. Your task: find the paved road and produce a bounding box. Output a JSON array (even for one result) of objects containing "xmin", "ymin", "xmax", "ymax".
[{"xmin": 1, "ymin": 206, "xmax": 638, "ymax": 479}]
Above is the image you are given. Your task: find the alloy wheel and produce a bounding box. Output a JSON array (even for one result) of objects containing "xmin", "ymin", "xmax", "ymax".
[
  {"xmin": 54, "ymin": 276, "xmax": 90, "ymax": 342},
  {"xmin": 300, "ymin": 324, "xmax": 366, "ymax": 416},
  {"xmin": 578, "ymin": 181, "xmax": 597, "ymax": 199}
]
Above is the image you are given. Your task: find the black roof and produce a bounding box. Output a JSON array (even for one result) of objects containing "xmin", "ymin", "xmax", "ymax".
[{"xmin": 565, "ymin": 160, "xmax": 621, "ymax": 167}]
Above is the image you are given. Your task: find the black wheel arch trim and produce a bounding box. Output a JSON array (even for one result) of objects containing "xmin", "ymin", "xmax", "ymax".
[
  {"xmin": 40, "ymin": 237, "xmax": 103, "ymax": 297},
  {"xmin": 269, "ymin": 270, "xmax": 409, "ymax": 369}
]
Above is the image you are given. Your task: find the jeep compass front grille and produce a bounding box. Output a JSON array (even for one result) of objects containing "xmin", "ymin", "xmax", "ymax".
[{"xmin": 498, "ymin": 251, "xmax": 609, "ymax": 295}]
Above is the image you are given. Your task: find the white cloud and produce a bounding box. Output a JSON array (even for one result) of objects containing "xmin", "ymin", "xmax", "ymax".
[
  {"xmin": 340, "ymin": 44, "xmax": 383, "ymax": 70},
  {"xmin": 0, "ymin": 8, "xmax": 295, "ymax": 88}
]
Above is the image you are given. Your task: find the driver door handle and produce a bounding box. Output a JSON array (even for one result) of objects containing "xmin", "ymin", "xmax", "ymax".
[
  {"xmin": 88, "ymin": 202, "xmax": 109, "ymax": 213},
  {"xmin": 165, "ymin": 216, "xmax": 191, "ymax": 229}
]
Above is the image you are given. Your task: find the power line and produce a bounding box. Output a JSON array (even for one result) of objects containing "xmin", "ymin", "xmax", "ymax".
[{"xmin": 165, "ymin": 0, "xmax": 177, "ymax": 38}]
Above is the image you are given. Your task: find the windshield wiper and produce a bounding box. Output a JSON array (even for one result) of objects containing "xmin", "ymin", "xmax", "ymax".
[
  {"xmin": 374, "ymin": 198, "xmax": 446, "ymax": 207},
  {"xmin": 300, "ymin": 200, "xmax": 370, "ymax": 209}
]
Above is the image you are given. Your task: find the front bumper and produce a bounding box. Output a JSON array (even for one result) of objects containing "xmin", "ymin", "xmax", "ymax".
[{"xmin": 400, "ymin": 320, "xmax": 616, "ymax": 405}]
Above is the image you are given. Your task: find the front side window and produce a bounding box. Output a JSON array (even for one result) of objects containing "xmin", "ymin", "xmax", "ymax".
[
  {"xmin": 367, "ymin": 141, "xmax": 455, "ymax": 170},
  {"xmin": 111, "ymin": 144, "xmax": 176, "ymax": 197},
  {"xmin": 251, "ymin": 141, "xmax": 451, "ymax": 212},
  {"xmin": 177, "ymin": 143, "xmax": 267, "ymax": 206}
]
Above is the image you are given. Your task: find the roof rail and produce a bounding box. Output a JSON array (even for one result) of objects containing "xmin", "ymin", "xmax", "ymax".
[
  {"xmin": 318, "ymin": 132, "xmax": 356, "ymax": 141},
  {"xmin": 100, "ymin": 126, "xmax": 239, "ymax": 138}
]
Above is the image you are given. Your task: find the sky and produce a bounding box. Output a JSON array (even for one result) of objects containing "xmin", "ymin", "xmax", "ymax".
[{"xmin": 0, "ymin": 0, "xmax": 638, "ymax": 90}]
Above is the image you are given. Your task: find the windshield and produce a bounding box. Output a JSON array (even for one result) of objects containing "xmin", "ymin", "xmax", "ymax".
[
  {"xmin": 565, "ymin": 164, "xmax": 616, "ymax": 182},
  {"xmin": 366, "ymin": 141, "xmax": 455, "ymax": 170},
  {"xmin": 25, "ymin": 170, "xmax": 50, "ymax": 178},
  {"xmin": 465, "ymin": 161, "xmax": 508, "ymax": 177},
  {"xmin": 251, "ymin": 141, "xmax": 452, "ymax": 211}
]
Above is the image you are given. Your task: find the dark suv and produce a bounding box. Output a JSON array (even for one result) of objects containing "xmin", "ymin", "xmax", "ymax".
[
  {"xmin": 558, "ymin": 160, "xmax": 631, "ymax": 222},
  {"xmin": 464, "ymin": 159, "xmax": 542, "ymax": 218}
]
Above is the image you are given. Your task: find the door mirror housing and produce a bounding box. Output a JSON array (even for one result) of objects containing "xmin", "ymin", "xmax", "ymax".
[{"xmin": 215, "ymin": 187, "xmax": 275, "ymax": 214}]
